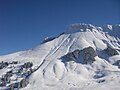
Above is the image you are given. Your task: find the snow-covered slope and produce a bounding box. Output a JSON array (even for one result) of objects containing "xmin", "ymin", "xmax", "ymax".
[{"xmin": 0, "ymin": 23, "xmax": 120, "ymax": 90}]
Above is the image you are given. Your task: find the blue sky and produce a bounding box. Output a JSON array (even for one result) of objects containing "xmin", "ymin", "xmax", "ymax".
[{"xmin": 0, "ymin": 0, "xmax": 120, "ymax": 55}]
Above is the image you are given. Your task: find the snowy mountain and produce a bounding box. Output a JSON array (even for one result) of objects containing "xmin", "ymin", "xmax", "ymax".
[{"xmin": 0, "ymin": 23, "xmax": 120, "ymax": 90}]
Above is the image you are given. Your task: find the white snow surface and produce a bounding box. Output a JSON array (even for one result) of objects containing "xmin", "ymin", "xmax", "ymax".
[{"xmin": 0, "ymin": 23, "xmax": 120, "ymax": 90}]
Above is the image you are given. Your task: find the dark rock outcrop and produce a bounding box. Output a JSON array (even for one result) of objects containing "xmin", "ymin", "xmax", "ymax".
[
  {"xmin": 7, "ymin": 78, "xmax": 29, "ymax": 89},
  {"xmin": 0, "ymin": 61, "xmax": 34, "ymax": 89},
  {"xmin": 97, "ymin": 79, "xmax": 105, "ymax": 83},
  {"xmin": 11, "ymin": 61, "xmax": 18, "ymax": 64},
  {"xmin": 113, "ymin": 60, "xmax": 120, "ymax": 68},
  {"xmin": 23, "ymin": 62, "xmax": 33, "ymax": 69},
  {"xmin": 0, "ymin": 77, "xmax": 7, "ymax": 86},
  {"xmin": 9, "ymin": 82, "xmax": 20, "ymax": 90},
  {"xmin": 66, "ymin": 49, "xmax": 80, "ymax": 61},
  {"xmin": 94, "ymin": 70, "xmax": 106, "ymax": 79},
  {"xmin": 22, "ymin": 69, "xmax": 33, "ymax": 78},
  {"xmin": 105, "ymin": 45, "xmax": 119, "ymax": 56},
  {"xmin": 0, "ymin": 78, "xmax": 5, "ymax": 87},
  {"xmin": 82, "ymin": 47, "xmax": 97, "ymax": 64},
  {"xmin": 0, "ymin": 72, "xmax": 12, "ymax": 87},
  {"xmin": 6, "ymin": 71, "xmax": 13, "ymax": 78},
  {"xmin": 62, "ymin": 47, "xmax": 97, "ymax": 64},
  {"xmin": 20, "ymin": 78, "xmax": 29, "ymax": 88},
  {"xmin": 0, "ymin": 61, "xmax": 9, "ymax": 69}
]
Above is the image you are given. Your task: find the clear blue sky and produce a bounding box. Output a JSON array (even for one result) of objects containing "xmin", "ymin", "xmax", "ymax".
[{"xmin": 0, "ymin": 0, "xmax": 120, "ymax": 55}]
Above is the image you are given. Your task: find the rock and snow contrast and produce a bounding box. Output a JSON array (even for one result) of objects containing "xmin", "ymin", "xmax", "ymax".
[{"xmin": 0, "ymin": 23, "xmax": 120, "ymax": 90}]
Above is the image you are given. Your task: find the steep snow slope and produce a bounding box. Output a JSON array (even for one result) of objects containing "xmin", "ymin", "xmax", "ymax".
[{"xmin": 0, "ymin": 23, "xmax": 120, "ymax": 90}]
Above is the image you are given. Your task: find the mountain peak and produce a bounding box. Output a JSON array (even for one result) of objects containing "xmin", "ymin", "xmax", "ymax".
[
  {"xmin": 0, "ymin": 23, "xmax": 120, "ymax": 90},
  {"xmin": 65, "ymin": 23, "xmax": 96, "ymax": 33}
]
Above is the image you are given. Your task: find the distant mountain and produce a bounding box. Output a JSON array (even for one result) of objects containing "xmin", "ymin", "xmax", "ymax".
[{"xmin": 0, "ymin": 23, "xmax": 120, "ymax": 90}]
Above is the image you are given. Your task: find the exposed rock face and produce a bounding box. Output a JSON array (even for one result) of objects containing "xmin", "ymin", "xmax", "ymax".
[
  {"xmin": 7, "ymin": 78, "xmax": 29, "ymax": 89},
  {"xmin": 114, "ymin": 60, "xmax": 120, "ymax": 66},
  {"xmin": 3, "ymin": 74, "xmax": 11, "ymax": 82},
  {"xmin": 23, "ymin": 62, "xmax": 33, "ymax": 69},
  {"xmin": 82, "ymin": 47, "xmax": 97, "ymax": 64},
  {"xmin": 63, "ymin": 47, "xmax": 97, "ymax": 64},
  {"xmin": 20, "ymin": 78, "xmax": 29, "ymax": 88},
  {"xmin": 113, "ymin": 60, "xmax": 120, "ymax": 68},
  {"xmin": 66, "ymin": 49, "xmax": 80, "ymax": 61},
  {"xmin": 0, "ymin": 73, "xmax": 12, "ymax": 87},
  {"xmin": 94, "ymin": 70, "xmax": 106, "ymax": 79},
  {"xmin": 10, "ymin": 83, "xmax": 15, "ymax": 90},
  {"xmin": 7, "ymin": 70, "xmax": 13, "ymax": 75},
  {"xmin": 0, "ymin": 78, "xmax": 6, "ymax": 86},
  {"xmin": 11, "ymin": 61, "xmax": 18, "ymax": 64},
  {"xmin": 105, "ymin": 46, "xmax": 119, "ymax": 56},
  {"xmin": 0, "ymin": 61, "xmax": 9, "ymax": 69},
  {"xmin": 0, "ymin": 61, "xmax": 34, "ymax": 89},
  {"xmin": 9, "ymin": 82, "xmax": 20, "ymax": 90}
]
